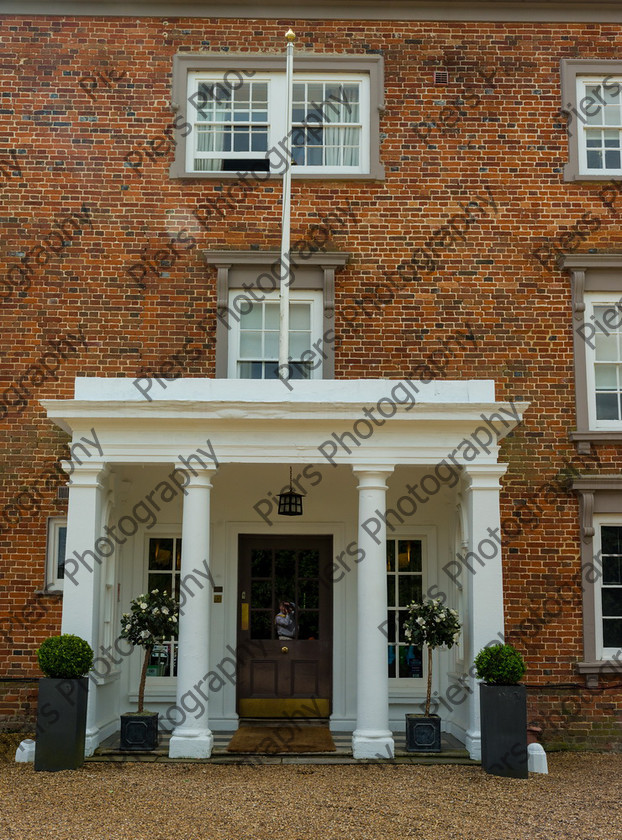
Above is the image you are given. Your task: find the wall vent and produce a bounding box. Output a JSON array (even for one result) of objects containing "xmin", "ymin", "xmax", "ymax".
[
  {"xmin": 434, "ymin": 70, "xmax": 449, "ymax": 85},
  {"xmin": 57, "ymin": 485, "xmax": 69, "ymax": 500}
]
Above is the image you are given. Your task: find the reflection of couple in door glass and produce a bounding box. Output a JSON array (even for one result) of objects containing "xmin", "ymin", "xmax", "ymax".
[{"xmin": 275, "ymin": 600, "xmax": 297, "ymax": 640}]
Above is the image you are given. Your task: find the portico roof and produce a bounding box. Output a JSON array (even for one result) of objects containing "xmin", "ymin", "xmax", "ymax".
[{"xmin": 41, "ymin": 377, "xmax": 529, "ymax": 468}]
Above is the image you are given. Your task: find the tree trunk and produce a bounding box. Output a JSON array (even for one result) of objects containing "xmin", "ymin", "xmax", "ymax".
[
  {"xmin": 137, "ymin": 644, "xmax": 153, "ymax": 713},
  {"xmin": 425, "ymin": 645, "xmax": 433, "ymax": 717}
]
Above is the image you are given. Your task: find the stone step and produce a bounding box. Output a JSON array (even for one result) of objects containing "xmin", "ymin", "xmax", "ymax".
[{"xmin": 88, "ymin": 729, "xmax": 477, "ymax": 765}]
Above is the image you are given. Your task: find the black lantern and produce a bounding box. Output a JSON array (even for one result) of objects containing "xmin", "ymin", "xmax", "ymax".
[{"xmin": 278, "ymin": 466, "xmax": 304, "ymax": 516}]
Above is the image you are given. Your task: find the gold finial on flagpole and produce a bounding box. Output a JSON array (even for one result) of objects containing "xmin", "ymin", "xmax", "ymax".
[{"xmin": 285, "ymin": 28, "xmax": 296, "ymax": 42}]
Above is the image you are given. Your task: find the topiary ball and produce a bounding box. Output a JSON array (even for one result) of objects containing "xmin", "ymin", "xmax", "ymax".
[
  {"xmin": 37, "ymin": 634, "xmax": 94, "ymax": 678},
  {"xmin": 474, "ymin": 643, "xmax": 526, "ymax": 685}
]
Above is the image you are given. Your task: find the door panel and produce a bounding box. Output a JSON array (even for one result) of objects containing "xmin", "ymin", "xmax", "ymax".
[
  {"xmin": 290, "ymin": 659, "xmax": 320, "ymax": 695},
  {"xmin": 249, "ymin": 661, "xmax": 278, "ymax": 695},
  {"xmin": 237, "ymin": 534, "xmax": 332, "ymax": 717}
]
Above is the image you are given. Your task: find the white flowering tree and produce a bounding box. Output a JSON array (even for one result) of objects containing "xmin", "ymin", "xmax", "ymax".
[
  {"xmin": 120, "ymin": 590, "xmax": 179, "ymax": 713},
  {"xmin": 403, "ymin": 599, "xmax": 461, "ymax": 717}
]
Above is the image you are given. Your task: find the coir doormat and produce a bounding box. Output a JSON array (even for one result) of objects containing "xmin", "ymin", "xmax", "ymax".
[{"xmin": 226, "ymin": 725, "xmax": 336, "ymax": 754}]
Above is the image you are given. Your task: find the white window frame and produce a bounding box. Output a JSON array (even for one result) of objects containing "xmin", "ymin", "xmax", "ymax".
[
  {"xmin": 386, "ymin": 536, "xmax": 426, "ymax": 685},
  {"xmin": 185, "ymin": 70, "xmax": 370, "ymax": 176},
  {"xmin": 170, "ymin": 54, "xmax": 384, "ymax": 180},
  {"xmin": 592, "ymin": 515, "xmax": 622, "ymax": 660},
  {"xmin": 45, "ymin": 516, "xmax": 66, "ymax": 592},
  {"xmin": 583, "ymin": 292, "xmax": 622, "ymax": 430},
  {"xmin": 384, "ymin": 526, "xmax": 436, "ymax": 701},
  {"xmin": 561, "ymin": 60, "xmax": 622, "ymax": 182},
  {"xmin": 226, "ymin": 288, "xmax": 324, "ymax": 380},
  {"xmin": 575, "ymin": 76, "xmax": 622, "ymax": 177},
  {"xmin": 144, "ymin": 534, "xmax": 182, "ymax": 681}
]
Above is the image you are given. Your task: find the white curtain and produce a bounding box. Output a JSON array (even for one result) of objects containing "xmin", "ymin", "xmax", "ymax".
[
  {"xmin": 325, "ymin": 126, "xmax": 359, "ymax": 166},
  {"xmin": 194, "ymin": 125, "xmax": 225, "ymax": 172},
  {"xmin": 193, "ymin": 83, "xmax": 227, "ymax": 171}
]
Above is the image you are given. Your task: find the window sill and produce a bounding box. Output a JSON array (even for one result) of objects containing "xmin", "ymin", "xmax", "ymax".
[
  {"xmin": 563, "ymin": 170, "xmax": 622, "ymax": 182},
  {"xmin": 35, "ymin": 588, "xmax": 63, "ymax": 597},
  {"xmin": 570, "ymin": 430, "xmax": 622, "ymax": 453},
  {"xmin": 169, "ymin": 167, "xmax": 384, "ymax": 181},
  {"xmin": 576, "ymin": 659, "xmax": 622, "ymax": 687},
  {"xmin": 388, "ymin": 680, "xmax": 424, "ymax": 697},
  {"xmin": 129, "ymin": 682, "xmax": 177, "ymax": 704}
]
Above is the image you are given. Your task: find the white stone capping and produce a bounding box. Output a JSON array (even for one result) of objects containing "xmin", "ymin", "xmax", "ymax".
[{"xmin": 69, "ymin": 376, "xmax": 497, "ymax": 402}]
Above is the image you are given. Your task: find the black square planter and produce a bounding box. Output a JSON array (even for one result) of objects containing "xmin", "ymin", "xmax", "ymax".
[
  {"xmin": 405, "ymin": 714, "xmax": 441, "ymax": 752},
  {"xmin": 120, "ymin": 712, "xmax": 159, "ymax": 750},
  {"xmin": 479, "ymin": 684, "xmax": 528, "ymax": 778},
  {"xmin": 34, "ymin": 677, "xmax": 89, "ymax": 772}
]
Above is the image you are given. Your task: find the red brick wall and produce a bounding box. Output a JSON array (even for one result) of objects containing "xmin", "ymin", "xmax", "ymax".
[
  {"xmin": 1, "ymin": 14, "xmax": 621, "ymax": 745},
  {"xmin": 529, "ymin": 686, "xmax": 622, "ymax": 751},
  {"xmin": 0, "ymin": 681, "xmax": 38, "ymax": 733}
]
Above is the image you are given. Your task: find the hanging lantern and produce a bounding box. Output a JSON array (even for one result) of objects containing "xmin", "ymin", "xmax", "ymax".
[{"xmin": 278, "ymin": 466, "xmax": 304, "ymax": 516}]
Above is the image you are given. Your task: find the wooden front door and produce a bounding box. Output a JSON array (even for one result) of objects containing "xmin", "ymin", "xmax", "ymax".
[{"xmin": 237, "ymin": 535, "xmax": 333, "ymax": 718}]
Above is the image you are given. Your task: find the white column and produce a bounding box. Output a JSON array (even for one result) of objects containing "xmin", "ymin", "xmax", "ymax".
[
  {"xmin": 60, "ymin": 461, "xmax": 107, "ymax": 756},
  {"xmin": 169, "ymin": 469, "xmax": 216, "ymax": 758},
  {"xmin": 462, "ymin": 464, "xmax": 508, "ymax": 760},
  {"xmin": 352, "ymin": 467, "xmax": 395, "ymax": 760}
]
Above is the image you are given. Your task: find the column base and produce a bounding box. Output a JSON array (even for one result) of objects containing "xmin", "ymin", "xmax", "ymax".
[
  {"xmin": 465, "ymin": 729, "xmax": 481, "ymax": 761},
  {"xmin": 169, "ymin": 729, "xmax": 214, "ymax": 759},
  {"xmin": 84, "ymin": 732, "xmax": 98, "ymax": 758},
  {"xmin": 352, "ymin": 729, "xmax": 395, "ymax": 760}
]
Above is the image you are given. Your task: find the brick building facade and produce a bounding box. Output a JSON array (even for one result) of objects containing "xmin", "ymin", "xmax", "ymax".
[{"xmin": 1, "ymin": 0, "xmax": 621, "ymax": 757}]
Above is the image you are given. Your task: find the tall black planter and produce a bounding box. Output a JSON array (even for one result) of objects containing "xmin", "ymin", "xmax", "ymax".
[
  {"xmin": 34, "ymin": 677, "xmax": 89, "ymax": 772},
  {"xmin": 479, "ymin": 684, "xmax": 528, "ymax": 779}
]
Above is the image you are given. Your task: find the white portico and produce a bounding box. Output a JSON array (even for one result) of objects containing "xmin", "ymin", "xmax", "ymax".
[{"xmin": 42, "ymin": 378, "xmax": 526, "ymax": 760}]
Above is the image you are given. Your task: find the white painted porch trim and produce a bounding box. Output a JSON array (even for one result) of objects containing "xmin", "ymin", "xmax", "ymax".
[{"xmin": 42, "ymin": 377, "xmax": 527, "ymax": 758}]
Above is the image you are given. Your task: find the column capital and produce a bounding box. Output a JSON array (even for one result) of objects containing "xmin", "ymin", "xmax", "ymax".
[
  {"xmin": 352, "ymin": 465, "xmax": 394, "ymax": 490},
  {"xmin": 62, "ymin": 461, "xmax": 107, "ymax": 488},
  {"xmin": 462, "ymin": 463, "xmax": 508, "ymax": 491},
  {"xmin": 176, "ymin": 467, "xmax": 218, "ymax": 490}
]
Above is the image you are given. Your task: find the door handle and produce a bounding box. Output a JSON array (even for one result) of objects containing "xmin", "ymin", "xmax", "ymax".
[{"xmin": 281, "ymin": 646, "xmax": 289, "ymax": 654}]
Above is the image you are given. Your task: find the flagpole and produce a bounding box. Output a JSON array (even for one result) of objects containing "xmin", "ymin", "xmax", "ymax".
[{"xmin": 278, "ymin": 28, "xmax": 296, "ymax": 374}]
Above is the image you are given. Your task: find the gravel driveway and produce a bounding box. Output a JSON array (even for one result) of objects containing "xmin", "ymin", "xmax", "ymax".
[{"xmin": 1, "ymin": 752, "xmax": 621, "ymax": 840}]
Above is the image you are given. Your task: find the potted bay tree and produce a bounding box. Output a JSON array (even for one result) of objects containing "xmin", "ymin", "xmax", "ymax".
[
  {"xmin": 403, "ymin": 598, "xmax": 461, "ymax": 752},
  {"xmin": 34, "ymin": 633, "xmax": 94, "ymax": 771},
  {"xmin": 474, "ymin": 642, "xmax": 528, "ymax": 778},
  {"xmin": 119, "ymin": 588, "xmax": 178, "ymax": 750}
]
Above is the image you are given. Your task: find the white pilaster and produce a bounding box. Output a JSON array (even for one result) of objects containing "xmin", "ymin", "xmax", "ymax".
[
  {"xmin": 462, "ymin": 464, "xmax": 508, "ymax": 760},
  {"xmin": 169, "ymin": 469, "xmax": 216, "ymax": 759},
  {"xmin": 61, "ymin": 461, "xmax": 107, "ymax": 756},
  {"xmin": 352, "ymin": 467, "xmax": 395, "ymax": 760}
]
